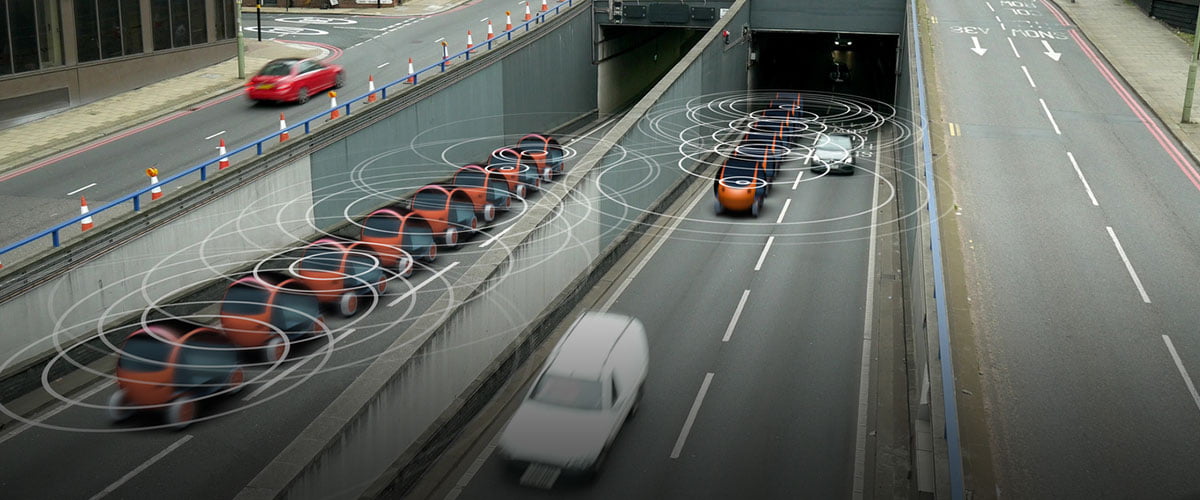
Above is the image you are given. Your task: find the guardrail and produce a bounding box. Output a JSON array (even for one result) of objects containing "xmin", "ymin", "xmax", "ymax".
[{"xmin": 0, "ymin": 0, "xmax": 577, "ymax": 263}]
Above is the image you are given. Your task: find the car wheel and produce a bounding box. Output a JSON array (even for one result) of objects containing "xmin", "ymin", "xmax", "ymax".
[
  {"xmin": 588, "ymin": 446, "xmax": 610, "ymax": 479},
  {"xmin": 503, "ymin": 195, "xmax": 512, "ymax": 210},
  {"xmin": 398, "ymin": 256, "xmax": 413, "ymax": 278},
  {"xmin": 628, "ymin": 385, "xmax": 644, "ymax": 420},
  {"xmin": 751, "ymin": 198, "xmax": 761, "ymax": 218},
  {"xmin": 425, "ymin": 245, "xmax": 438, "ymax": 263},
  {"xmin": 265, "ymin": 337, "xmax": 288, "ymax": 362},
  {"xmin": 714, "ymin": 199, "xmax": 723, "ymax": 215},
  {"xmin": 166, "ymin": 398, "xmax": 196, "ymax": 430},
  {"xmin": 107, "ymin": 390, "xmax": 133, "ymax": 422},
  {"xmin": 515, "ymin": 184, "xmax": 527, "ymax": 200},
  {"xmin": 338, "ymin": 292, "xmax": 359, "ymax": 317},
  {"xmin": 376, "ymin": 277, "xmax": 388, "ymax": 294},
  {"xmin": 468, "ymin": 215, "xmax": 479, "ymax": 232},
  {"xmin": 483, "ymin": 203, "xmax": 495, "ymax": 222},
  {"xmin": 296, "ymin": 87, "xmax": 309, "ymax": 104},
  {"xmin": 334, "ymin": 72, "xmax": 345, "ymax": 89},
  {"xmin": 542, "ymin": 168, "xmax": 553, "ymax": 183},
  {"xmin": 227, "ymin": 367, "xmax": 245, "ymax": 394},
  {"xmin": 444, "ymin": 227, "xmax": 459, "ymax": 248}
]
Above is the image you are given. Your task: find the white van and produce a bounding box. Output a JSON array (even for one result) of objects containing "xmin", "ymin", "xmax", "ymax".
[{"xmin": 497, "ymin": 311, "xmax": 650, "ymax": 482}]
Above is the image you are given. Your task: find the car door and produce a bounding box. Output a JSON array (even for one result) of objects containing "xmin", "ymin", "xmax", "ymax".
[{"xmin": 297, "ymin": 61, "xmax": 321, "ymax": 92}]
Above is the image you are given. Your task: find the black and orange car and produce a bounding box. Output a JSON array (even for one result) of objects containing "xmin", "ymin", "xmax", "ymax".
[
  {"xmin": 218, "ymin": 275, "xmax": 326, "ymax": 361},
  {"xmin": 485, "ymin": 147, "xmax": 539, "ymax": 199},
  {"xmin": 737, "ymin": 125, "xmax": 786, "ymax": 183},
  {"xmin": 451, "ymin": 164, "xmax": 512, "ymax": 222},
  {"xmin": 714, "ymin": 153, "xmax": 770, "ymax": 217},
  {"xmin": 292, "ymin": 238, "xmax": 388, "ymax": 318},
  {"xmin": 359, "ymin": 208, "xmax": 436, "ymax": 275},
  {"xmin": 409, "ymin": 185, "xmax": 478, "ymax": 248},
  {"xmin": 109, "ymin": 323, "xmax": 244, "ymax": 429},
  {"xmin": 513, "ymin": 133, "xmax": 565, "ymax": 183},
  {"xmin": 245, "ymin": 58, "xmax": 344, "ymax": 104}
]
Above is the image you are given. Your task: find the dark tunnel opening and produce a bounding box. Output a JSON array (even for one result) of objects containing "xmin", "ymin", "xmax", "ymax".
[{"xmin": 751, "ymin": 31, "xmax": 900, "ymax": 105}]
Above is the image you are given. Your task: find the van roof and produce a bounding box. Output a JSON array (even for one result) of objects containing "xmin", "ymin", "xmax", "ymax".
[{"xmin": 545, "ymin": 312, "xmax": 636, "ymax": 379}]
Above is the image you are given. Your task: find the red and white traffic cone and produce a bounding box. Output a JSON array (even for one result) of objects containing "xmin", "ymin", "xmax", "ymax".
[
  {"xmin": 367, "ymin": 75, "xmax": 378, "ymax": 103},
  {"xmin": 406, "ymin": 58, "xmax": 415, "ymax": 84},
  {"xmin": 146, "ymin": 167, "xmax": 162, "ymax": 201},
  {"xmin": 466, "ymin": 30, "xmax": 475, "ymax": 52},
  {"xmin": 540, "ymin": 0, "xmax": 548, "ymax": 12},
  {"xmin": 80, "ymin": 196, "xmax": 94, "ymax": 232},
  {"xmin": 328, "ymin": 91, "xmax": 339, "ymax": 120},
  {"xmin": 524, "ymin": 2, "xmax": 532, "ymax": 21},
  {"xmin": 505, "ymin": 11, "xmax": 513, "ymax": 30},
  {"xmin": 441, "ymin": 41, "xmax": 451, "ymax": 67},
  {"xmin": 486, "ymin": 20, "xmax": 495, "ymax": 40},
  {"xmin": 217, "ymin": 139, "xmax": 230, "ymax": 170},
  {"xmin": 279, "ymin": 113, "xmax": 289, "ymax": 142}
]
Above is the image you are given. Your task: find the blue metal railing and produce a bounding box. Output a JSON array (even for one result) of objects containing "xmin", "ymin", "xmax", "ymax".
[{"xmin": 0, "ymin": 0, "xmax": 576, "ymax": 263}]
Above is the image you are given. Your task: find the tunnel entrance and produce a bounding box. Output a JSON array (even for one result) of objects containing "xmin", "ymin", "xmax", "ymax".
[
  {"xmin": 595, "ymin": 25, "xmax": 706, "ymax": 114},
  {"xmin": 751, "ymin": 31, "xmax": 899, "ymax": 105}
]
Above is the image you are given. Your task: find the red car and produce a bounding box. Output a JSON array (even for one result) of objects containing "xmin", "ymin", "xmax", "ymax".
[
  {"xmin": 514, "ymin": 134, "xmax": 565, "ymax": 183},
  {"xmin": 359, "ymin": 208, "xmax": 437, "ymax": 273},
  {"xmin": 451, "ymin": 164, "xmax": 513, "ymax": 222},
  {"xmin": 109, "ymin": 323, "xmax": 244, "ymax": 429},
  {"xmin": 292, "ymin": 239, "xmax": 388, "ymax": 318},
  {"xmin": 485, "ymin": 147, "xmax": 538, "ymax": 199},
  {"xmin": 218, "ymin": 275, "xmax": 326, "ymax": 361},
  {"xmin": 245, "ymin": 58, "xmax": 344, "ymax": 104},
  {"xmin": 409, "ymin": 185, "xmax": 478, "ymax": 248}
]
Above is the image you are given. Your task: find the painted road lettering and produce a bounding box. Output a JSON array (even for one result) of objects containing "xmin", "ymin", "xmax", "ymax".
[
  {"xmin": 1010, "ymin": 29, "xmax": 1067, "ymax": 39},
  {"xmin": 950, "ymin": 26, "xmax": 990, "ymax": 35}
]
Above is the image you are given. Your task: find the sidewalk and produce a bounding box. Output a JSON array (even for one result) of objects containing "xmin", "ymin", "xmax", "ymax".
[
  {"xmin": 0, "ymin": 0, "xmax": 471, "ymax": 173},
  {"xmin": 1054, "ymin": 0, "xmax": 1200, "ymax": 163}
]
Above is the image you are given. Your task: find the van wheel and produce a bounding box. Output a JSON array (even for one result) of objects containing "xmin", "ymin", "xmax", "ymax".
[
  {"xmin": 425, "ymin": 245, "xmax": 438, "ymax": 263},
  {"xmin": 166, "ymin": 398, "xmax": 196, "ymax": 430},
  {"xmin": 515, "ymin": 184, "xmax": 527, "ymax": 199},
  {"xmin": 338, "ymin": 292, "xmax": 359, "ymax": 317},
  {"xmin": 107, "ymin": 390, "xmax": 133, "ymax": 422}
]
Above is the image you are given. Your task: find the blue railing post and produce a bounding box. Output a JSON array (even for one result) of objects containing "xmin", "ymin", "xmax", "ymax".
[
  {"xmin": 257, "ymin": 142, "xmax": 263, "ymax": 154},
  {"xmin": 441, "ymin": 61, "xmax": 446, "ymax": 72},
  {"xmin": 133, "ymin": 195, "xmax": 140, "ymax": 212},
  {"xmin": 488, "ymin": 40, "xmax": 493, "ymax": 50},
  {"xmin": 305, "ymin": 121, "xmax": 311, "ymax": 134},
  {"xmin": 413, "ymin": 74, "xmax": 419, "ymax": 85},
  {"xmin": 381, "ymin": 87, "xmax": 387, "ymax": 100},
  {"xmin": 52, "ymin": 230, "xmax": 60, "ymax": 247},
  {"xmin": 200, "ymin": 166, "xmax": 207, "ymax": 181}
]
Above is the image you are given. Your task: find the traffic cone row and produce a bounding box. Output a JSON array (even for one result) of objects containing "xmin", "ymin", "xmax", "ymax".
[
  {"xmin": 279, "ymin": 113, "xmax": 289, "ymax": 142},
  {"xmin": 80, "ymin": 196, "xmax": 93, "ymax": 232},
  {"xmin": 486, "ymin": 20, "xmax": 494, "ymax": 40},
  {"xmin": 540, "ymin": 0, "xmax": 548, "ymax": 12},
  {"xmin": 505, "ymin": 11, "xmax": 513, "ymax": 30},
  {"xmin": 524, "ymin": 2, "xmax": 532, "ymax": 21},
  {"xmin": 367, "ymin": 75, "xmax": 378, "ymax": 103},
  {"xmin": 218, "ymin": 139, "xmax": 230, "ymax": 170}
]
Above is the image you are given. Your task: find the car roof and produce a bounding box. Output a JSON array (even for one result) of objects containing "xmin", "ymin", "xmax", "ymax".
[{"xmin": 545, "ymin": 312, "xmax": 636, "ymax": 379}]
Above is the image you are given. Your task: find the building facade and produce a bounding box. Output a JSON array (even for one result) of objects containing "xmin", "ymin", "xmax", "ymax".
[{"xmin": 0, "ymin": 0, "xmax": 238, "ymax": 126}]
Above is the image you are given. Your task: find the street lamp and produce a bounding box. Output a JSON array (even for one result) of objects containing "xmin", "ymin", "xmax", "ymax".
[{"xmin": 235, "ymin": 0, "xmax": 245, "ymax": 79}]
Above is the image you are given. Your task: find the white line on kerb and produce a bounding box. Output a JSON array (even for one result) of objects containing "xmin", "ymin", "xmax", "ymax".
[
  {"xmin": 88, "ymin": 434, "xmax": 193, "ymax": 500},
  {"xmin": 388, "ymin": 261, "xmax": 459, "ymax": 307},
  {"xmin": 791, "ymin": 170, "xmax": 804, "ymax": 190},
  {"xmin": 775, "ymin": 198, "xmax": 792, "ymax": 224},
  {"xmin": 670, "ymin": 372, "xmax": 714, "ymax": 459},
  {"xmin": 1021, "ymin": 65, "xmax": 1037, "ymax": 88},
  {"xmin": 851, "ymin": 134, "xmax": 883, "ymax": 499},
  {"xmin": 1163, "ymin": 335, "xmax": 1200, "ymax": 413},
  {"xmin": 1039, "ymin": 98, "xmax": 1062, "ymax": 135},
  {"xmin": 204, "ymin": 130, "xmax": 226, "ymax": 140},
  {"xmin": 722, "ymin": 290, "xmax": 751, "ymax": 342},
  {"xmin": 1066, "ymin": 152, "xmax": 1098, "ymax": 206},
  {"xmin": 599, "ymin": 191, "xmax": 705, "ymax": 312},
  {"xmin": 377, "ymin": 62, "xmax": 390, "ymax": 68},
  {"xmin": 67, "ymin": 183, "xmax": 97, "ymax": 196},
  {"xmin": 754, "ymin": 236, "xmax": 775, "ymax": 271},
  {"xmin": 1008, "ymin": 37, "xmax": 1021, "ymax": 58},
  {"xmin": 1105, "ymin": 226, "xmax": 1151, "ymax": 303}
]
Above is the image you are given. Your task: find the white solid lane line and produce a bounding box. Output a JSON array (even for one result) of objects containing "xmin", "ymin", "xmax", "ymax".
[
  {"xmin": 599, "ymin": 190, "xmax": 706, "ymax": 312},
  {"xmin": 1021, "ymin": 65, "xmax": 1037, "ymax": 88},
  {"xmin": 1066, "ymin": 152, "xmax": 1099, "ymax": 206},
  {"xmin": 1105, "ymin": 226, "xmax": 1151, "ymax": 303},
  {"xmin": 377, "ymin": 62, "xmax": 389, "ymax": 68},
  {"xmin": 792, "ymin": 170, "xmax": 804, "ymax": 190},
  {"xmin": 243, "ymin": 328, "xmax": 356, "ymax": 401},
  {"xmin": 852, "ymin": 136, "xmax": 884, "ymax": 499},
  {"xmin": 204, "ymin": 130, "xmax": 226, "ymax": 140},
  {"xmin": 479, "ymin": 224, "xmax": 516, "ymax": 248},
  {"xmin": 670, "ymin": 372, "xmax": 715, "ymax": 459},
  {"xmin": 1039, "ymin": 98, "xmax": 1062, "ymax": 135},
  {"xmin": 88, "ymin": 434, "xmax": 193, "ymax": 500},
  {"xmin": 388, "ymin": 261, "xmax": 460, "ymax": 307},
  {"xmin": 1163, "ymin": 335, "xmax": 1200, "ymax": 413},
  {"xmin": 775, "ymin": 198, "xmax": 792, "ymax": 224},
  {"xmin": 0, "ymin": 381, "xmax": 111, "ymax": 446},
  {"xmin": 67, "ymin": 183, "xmax": 97, "ymax": 196},
  {"xmin": 722, "ymin": 290, "xmax": 751, "ymax": 342},
  {"xmin": 1008, "ymin": 37, "xmax": 1021, "ymax": 58},
  {"xmin": 754, "ymin": 236, "xmax": 775, "ymax": 272}
]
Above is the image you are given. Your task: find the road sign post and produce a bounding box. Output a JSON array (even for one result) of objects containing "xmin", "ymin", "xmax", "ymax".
[
  {"xmin": 236, "ymin": 0, "xmax": 245, "ymax": 79},
  {"xmin": 256, "ymin": 3, "xmax": 262, "ymax": 42}
]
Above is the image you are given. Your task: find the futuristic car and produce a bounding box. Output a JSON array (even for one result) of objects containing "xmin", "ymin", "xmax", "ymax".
[
  {"xmin": 737, "ymin": 125, "xmax": 786, "ymax": 182},
  {"xmin": 497, "ymin": 312, "xmax": 648, "ymax": 480},
  {"xmin": 109, "ymin": 323, "xmax": 244, "ymax": 429},
  {"xmin": 245, "ymin": 58, "xmax": 344, "ymax": 104},
  {"xmin": 486, "ymin": 147, "xmax": 539, "ymax": 199},
  {"xmin": 218, "ymin": 274, "xmax": 326, "ymax": 361},
  {"xmin": 359, "ymin": 208, "xmax": 436, "ymax": 273},
  {"xmin": 292, "ymin": 238, "xmax": 388, "ymax": 318},
  {"xmin": 714, "ymin": 153, "xmax": 771, "ymax": 217},
  {"xmin": 409, "ymin": 184, "xmax": 479, "ymax": 248},
  {"xmin": 808, "ymin": 132, "xmax": 857, "ymax": 175},
  {"xmin": 451, "ymin": 164, "xmax": 513, "ymax": 222},
  {"xmin": 514, "ymin": 133, "xmax": 566, "ymax": 183}
]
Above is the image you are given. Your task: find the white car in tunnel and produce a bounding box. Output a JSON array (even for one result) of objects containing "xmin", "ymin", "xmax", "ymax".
[{"xmin": 497, "ymin": 312, "xmax": 649, "ymax": 481}]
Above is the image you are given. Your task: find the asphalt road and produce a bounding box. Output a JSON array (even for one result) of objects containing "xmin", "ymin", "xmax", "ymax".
[
  {"xmin": 417, "ymin": 131, "xmax": 887, "ymax": 499},
  {"xmin": 0, "ymin": 1, "xmax": 563, "ymax": 251},
  {"xmin": 928, "ymin": 0, "xmax": 1200, "ymax": 497}
]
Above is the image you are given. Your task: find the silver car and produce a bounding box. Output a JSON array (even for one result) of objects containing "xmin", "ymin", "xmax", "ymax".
[{"xmin": 808, "ymin": 133, "xmax": 857, "ymax": 175}]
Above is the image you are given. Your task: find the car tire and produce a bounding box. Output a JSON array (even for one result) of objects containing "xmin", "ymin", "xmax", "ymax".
[
  {"xmin": 334, "ymin": 72, "xmax": 345, "ymax": 89},
  {"xmin": 483, "ymin": 203, "xmax": 496, "ymax": 222},
  {"xmin": 425, "ymin": 245, "xmax": 438, "ymax": 263},
  {"xmin": 376, "ymin": 277, "xmax": 388, "ymax": 294},
  {"xmin": 338, "ymin": 292, "xmax": 359, "ymax": 317},
  {"xmin": 751, "ymin": 198, "xmax": 761, "ymax": 218},
  {"xmin": 166, "ymin": 398, "xmax": 196, "ymax": 430},
  {"xmin": 227, "ymin": 368, "xmax": 245, "ymax": 394},
  {"xmin": 515, "ymin": 184, "xmax": 527, "ymax": 200},
  {"xmin": 714, "ymin": 199, "xmax": 723, "ymax": 215},
  {"xmin": 588, "ymin": 446, "xmax": 609, "ymax": 480},
  {"xmin": 542, "ymin": 168, "xmax": 553, "ymax": 184},
  {"xmin": 107, "ymin": 389, "xmax": 133, "ymax": 422},
  {"xmin": 468, "ymin": 215, "xmax": 479, "ymax": 232},
  {"xmin": 296, "ymin": 87, "xmax": 309, "ymax": 104},
  {"xmin": 398, "ymin": 256, "xmax": 414, "ymax": 278},
  {"xmin": 444, "ymin": 227, "xmax": 459, "ymax": 248},
  {"xmin": 266, "ymin": 337, "xmax": 287, "ymax": 362}
]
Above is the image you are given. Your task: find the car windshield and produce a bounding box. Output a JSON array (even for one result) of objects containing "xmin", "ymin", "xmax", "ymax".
[
  {"xmin": 413, "ymin": 190, "xmax": 447, "ymax": 210},
  {"xmin": 345, "ymin": 253, "xmax": 382, "ymax": 287},
  {"xmin": 300, "ymin": 246, "xmax": 342, "ymax": 272},
  {"xmin": 258, "ymin": 61, "xmax": 294, "ymax": 76},
  {"xmin": 118, "ymin": 335, "xmax": 171, "ymax": 372},
  {"xmin": 722, "ymin": 157, "xmax": 759, "ymax": 179},
  {"xmin": 402, "ymin": 221, "xmax": 436, "ymax": 250},
  {"xmin": 176, "ymin": 340, "xmax": 237, "ymax": 388},
  {"xmin": 455, "ymin": 170, "xmax": 485, "ymax": 188},
  {"xmin": 517, "ymin": 136, "xmax": 544, "ymax": 152},
  {"xmin": 272, "ymin": 291, "xmax": 319, "ymax": 332},
  {"xmin": 221, "ymin": 284, "xmax": 267, "ymax": 315},
  {"xmin": 530, "ymin": 374, "xmax": 603, "ymax": 410},
  {"xmin": 817, "ymin": 135, "xmax": 853, "ymax": 154},
  {"xmin": 363, "ymin": 213, "xmax": 400, "ymax": 238}
]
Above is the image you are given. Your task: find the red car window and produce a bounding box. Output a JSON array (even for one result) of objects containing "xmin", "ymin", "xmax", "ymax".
[{"xmin": 119, "ymin": 336, "xmax": 171, "ymax": 372}]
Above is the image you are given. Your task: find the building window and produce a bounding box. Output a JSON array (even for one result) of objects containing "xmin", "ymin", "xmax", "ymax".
[
  {"xmin": 97, "ymin": 0, "xmax": 123, "ymax": 59},
  {"xmin": 121, "ymin": 0, "xmax": 142, "ymax": 55},
  {"xmin": 0, "ymin": 2, "xmax": 10, "ymax": 75},
  {"xmin": 75, "ymin": 0, "xmax": 147, "ymax": 62},
  {"xmin": 37, "ymin": 0, "xmax": 64, "ymax": 69},
  {"xmin": 214, "ymin": 0, "xmax": 234, "ymax": 41},
  {"xmin": 10, "ymin": 0, "xmax": 42, "ymax": 71},
  {"xmin": 188, "ymin": 0, "xmax": 205, "ymax": 45},
  {"xmin": 170, "ymin": 0, "xmax": 188, "ymax": 48},
  {"xmin": 151, "ymin": 0, "xmax": 170, "ymax": 50}
]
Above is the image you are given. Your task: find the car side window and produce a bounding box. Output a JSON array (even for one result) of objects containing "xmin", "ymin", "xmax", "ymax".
[{"xmin": 299, "ymin": 61, "xmax": 319, "ymax": 74}]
